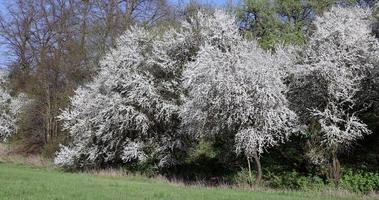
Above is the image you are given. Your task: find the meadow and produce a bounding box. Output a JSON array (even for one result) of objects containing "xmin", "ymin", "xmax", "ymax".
[{"xmin": 0, "ymin": 162, "xmax": 375, "ymax": 200}]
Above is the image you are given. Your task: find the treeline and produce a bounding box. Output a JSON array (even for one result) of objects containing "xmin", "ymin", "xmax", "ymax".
[
  {"xmin": 0, "ymin": 0, "xmax": 379, "ymax": 191},
  {"xmin": 0, "ymin": 0, "xmax": 178, "ymax": 152}
]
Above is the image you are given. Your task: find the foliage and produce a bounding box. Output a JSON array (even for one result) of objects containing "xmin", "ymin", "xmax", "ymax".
[
  {"xmin": 267, "ymin": 171, "xmax": 325, "ymax": 190},
  {"xmin": 341, "ymin": 169, "xmax": 379, "ymax": 193},
  {"xmin": 122, "ymin": 159, "xmax": 157, "ymax": 177},
  {"xmin": 227, "ymin": 168, "xmax": 255, "ymax": 185},
  {"xmin": 230, "ymin": 168, "xmax": 379, "ymax": 193},
  {"xmin": 187, "ymin": 139, "xmax": 220, "ymax": 160},
  {"xmin": 239, "ymin": 0, "xmax": 363, "ymax": 49}
]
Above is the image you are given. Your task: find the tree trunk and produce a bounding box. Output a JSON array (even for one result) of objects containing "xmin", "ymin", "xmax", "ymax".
[
  {"xmin": 329, "ymin": 151, "xmax": 341, "ymax": 187},
  {"xmin": 253, "ymin": 152, "xmax": 262, "ymax": 185},
  {"xmin": 247, "ymin": 156, "xmax": 253, "ymax": 187}
]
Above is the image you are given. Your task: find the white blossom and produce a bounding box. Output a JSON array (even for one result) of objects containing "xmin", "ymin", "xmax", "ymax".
[
  {"xmin": 181, "ymin": 10, "xmax": 297, "ymax": 158},
  {"xmin": 288, "ymin": 6, "xmax": 378, "ymax": 163},
  {"xmin": 54, "ymin": 145, "xmax": 80, "ymax": 168},
  {"xmin": 0, "ymin": 71, "xmax": 27, "ymax": 141},
  {"xmin": 122, "ymin": 141, "xmax": 147, "ymax": 162},
  {"xmin": 55, "ymin": 15, "xmax": 207, "ymax": 168}
]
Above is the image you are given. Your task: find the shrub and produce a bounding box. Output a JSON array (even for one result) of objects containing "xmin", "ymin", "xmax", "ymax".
[
  {"xmin": 227, "ymin": 169, "xmax": 255, "ymax": 186},
  {"xmin": 340, "ymin": 169, "xmax": 379, "ymax": 193},
  {"xmin": 267, "ymin": 171, "xmax": 325, "ymax": 190},
  {"xmin": 123, "ymin": 160, "xmax": 157, "ymax": 177}
]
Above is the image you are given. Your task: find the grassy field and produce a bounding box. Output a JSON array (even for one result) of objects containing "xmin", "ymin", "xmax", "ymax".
[{"xmin": 0, "ymin": 162, "xmax": 374, "ymax": 200}]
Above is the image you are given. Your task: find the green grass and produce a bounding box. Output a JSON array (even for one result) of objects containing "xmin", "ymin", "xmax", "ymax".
[{"xmin": 0, "ymin": 162, "xmax": 372, "ymax": 200}]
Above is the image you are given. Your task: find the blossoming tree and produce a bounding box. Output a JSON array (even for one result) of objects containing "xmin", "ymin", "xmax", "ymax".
[
  {"xmin": 0, "ymin": 71, "xmax": 14, "ymax": 140},
  {"xmin": 55, "ymin": 11, "xmax": 235, "ymax": 169},
  {"xmin": 181, "ymin": 11, "xmax": 298, "ymax": 184},
  {"xmin": 0, "ymin": 71, "xmax": 27, "ymax": 141},
  {"xmin": 287, "ymin": 6, "xmax": 379, "ymax": 184}
]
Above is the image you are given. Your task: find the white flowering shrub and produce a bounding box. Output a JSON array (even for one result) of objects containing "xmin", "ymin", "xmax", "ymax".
[
  {"xmin": 181, "ymin": 10, "xmax": 298, "ymax": 183},
  {"xmin": 55, "ymin": 7, "xmax": 377, "ymax": 186},
  {"xmin": 287, "ymin": 6, "xmax": 378, "ymax": 181},
  {"xmin": 0, "ymin": 71, "xmax": 14, "ymax": 140},
  {"xmin": 360, "ymin": 3, "xmax": 379, "ymax": 113},
  {"xmin": 0, "ymin": 71, "xmax": 27, "ymax": 141},
  {"xmin": 55, "ymin": 11, "xmax": 237, "ymax": 169},
  {"xmin": 54, "ymin": 145, "xmax": 80, "ymax": 168},
  {"xmin": 56, "ymin": 27, "xmax": 183, "ymax": 168}
]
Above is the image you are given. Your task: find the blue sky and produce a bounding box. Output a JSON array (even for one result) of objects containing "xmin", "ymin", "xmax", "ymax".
[{"xmin": 0, "ymin": 0, "xmax": 9, "ymax": 68}]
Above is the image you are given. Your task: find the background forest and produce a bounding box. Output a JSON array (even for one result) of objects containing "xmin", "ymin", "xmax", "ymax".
[{"xmin": 0, "ymin": 0, "xmax": 379, "ymax": 194}]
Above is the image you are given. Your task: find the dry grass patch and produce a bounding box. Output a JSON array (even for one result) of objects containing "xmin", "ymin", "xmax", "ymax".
[{"xmin": 0, "ymin": 143, "xmax": 52, "ymax": 167}]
